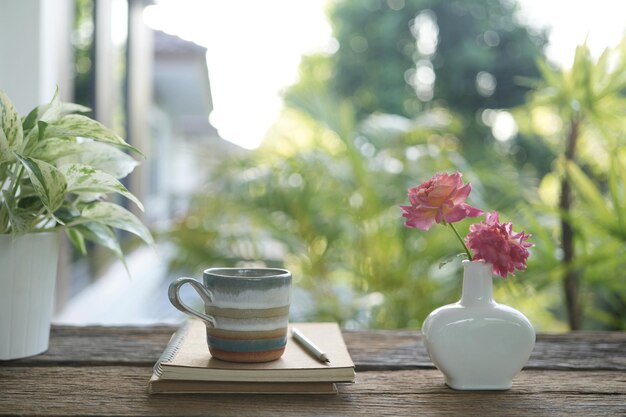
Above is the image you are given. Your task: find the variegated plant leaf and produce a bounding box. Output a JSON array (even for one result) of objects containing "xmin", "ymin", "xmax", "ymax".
[
  {"xmin": 2, "ymin": 90, "xmax": 151, "ymax": 266},
  {"xmin": 23, "ymin": 99, "xmax": 90, "ymax": 135},
  {"xmin": 66, "ymin": 228, "xmax": 87, "ymax": 255},
  {"xmin": 40, "ymin": 89, "xmax": 90, "ymax": 123},
  {"xmin": 76, "ymin": 222, "xmax": 124, "ymax": 260},
  {"xmin": 0, "ymin": 90, "xmax": 23, "ymax": 159},
  {"xmin": 60, "ymin": 102, "xmax": 91, "ymax": 115},
  {"xmin": 2, "ymin": 190, "xmax": 39, "ymax": 234},
  {"xmin": 31, "ymin": 137, "xmax": 81, "ymax": 162},
  {"xmin": 22, "ymin": 105, "xmax": 41, "ymax": 132},
  {"xmin": 0, "ymin": 128, "xmax": 12, "ymax": 164},
  {"xmin": 22, "ymin": 106, "xmax": 44, "ymax": 131},
  {"xmin": 56, "ymin": 141, "xmax": 139, "ymax": 179},
  {"xmin": 15, "ymin": 154, "xmax": 67, "ymax": 213},
  {"xmin": 53, "ymin": 205, "xmax": 80, "ymax": 224},
  {"xmin": 44, "ymin": 114, "xmax": 141, "ymax": 154},
  {"xmin": 75, "ymin": 222, "xmax": 129, "ymax": 275},
  {"xmin": 37, "ymin": 120, "xmax": 48, "ymax": 142},
  {"xmin": 21, "ymin": 122, "xmax": 42, "ymax": 155},
  {"xmin": 39, "ymin": 89, "xmax": 62, "ymax": 123},
  {"xmin": 19, "ymin": 119, "xmax": 50, "ymax": 153},
  {"xmin": 81, "ymin": 202, "xmax": 154, "ymax": 245},
  {"xmin": 60, "ymin": 163, "xmax": 144, "ymax": 210}
]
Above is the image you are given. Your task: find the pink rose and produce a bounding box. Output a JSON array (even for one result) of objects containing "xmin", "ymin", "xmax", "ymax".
[
  {"xmin": 400, "ymin": 172, "xmax": 483, "ymax": 231},
  {"xmin": 465, "ymin": 211, "xmax": 533, "ymax": 278}
]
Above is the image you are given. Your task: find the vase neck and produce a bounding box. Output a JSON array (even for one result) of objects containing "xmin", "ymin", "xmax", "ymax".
[{"xmin": 460, "ymin": 261, "xmax": 494, "ymax": 306}]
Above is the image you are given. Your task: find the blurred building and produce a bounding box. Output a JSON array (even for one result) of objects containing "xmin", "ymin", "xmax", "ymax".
[{"xmin": 148, "ymin": 29, "xmax": 244, "ymax": 228}]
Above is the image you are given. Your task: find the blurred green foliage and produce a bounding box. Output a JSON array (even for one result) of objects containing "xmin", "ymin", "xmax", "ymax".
[
  {"xmin": 166, "ymin": 0, "xmax": 626, "ymax": 330},
  {"xmin": 169, "ymin": 98, "xmax": 463, "ymax": 327},
  {"xmin": 327, "ymin": 0, "xmax": 546, "ymax": 114},
  {"xmin": 301, "ymin": 0, "xmax": 547, "ymax": 166},
  {"xmin": 517, "ymin": 40, "xmax": 626, "ymax": 329}
]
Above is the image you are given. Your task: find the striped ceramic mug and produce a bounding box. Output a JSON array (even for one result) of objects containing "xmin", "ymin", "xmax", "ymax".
[{"xmin": 168, "ymin": 268, "xmax": 291, "ymax": 362}]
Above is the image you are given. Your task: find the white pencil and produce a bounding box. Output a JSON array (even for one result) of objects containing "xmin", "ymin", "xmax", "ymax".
[{"xmin": 291, "ymin": 328, "xmax": 330, "ymax": 363}]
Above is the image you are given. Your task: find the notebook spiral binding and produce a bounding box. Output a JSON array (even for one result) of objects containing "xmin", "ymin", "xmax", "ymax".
[{"xmin": 153, "ymin": 321, "xmax": 193, "ymax": 377}]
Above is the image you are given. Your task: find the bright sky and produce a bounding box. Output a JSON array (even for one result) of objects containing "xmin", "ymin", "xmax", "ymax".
[
  {"xmin": 143, "ymin": 0, "xmax": 626, "ymax": 150},
  {"xmin": 517, "ymin": 0, "xmax": 626, "ymax": 66},
  {"xmin": 143, "ymin": 0, "xmax": 332, "ymax": 149}
]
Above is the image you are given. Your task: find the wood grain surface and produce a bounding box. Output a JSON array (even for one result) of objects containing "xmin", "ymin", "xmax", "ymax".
[{"xmin": 1, "ymin": 325, "xmax": 625, "ymax": 416}]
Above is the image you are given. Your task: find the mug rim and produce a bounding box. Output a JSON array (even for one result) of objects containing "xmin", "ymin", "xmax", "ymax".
[{"xmin": 203, "ymin": 267, "xmax": 291, "ymax": 280}]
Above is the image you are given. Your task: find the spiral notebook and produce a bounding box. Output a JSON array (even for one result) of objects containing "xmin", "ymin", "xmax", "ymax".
[{"xmin": 149, "ymin": 320, "xmax": 355, "ymax": 394}]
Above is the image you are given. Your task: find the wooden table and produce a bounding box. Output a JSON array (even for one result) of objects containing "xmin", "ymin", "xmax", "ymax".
[{"xmin": 1, "ymin": 326, "xmax": 625, "ymax": 416}]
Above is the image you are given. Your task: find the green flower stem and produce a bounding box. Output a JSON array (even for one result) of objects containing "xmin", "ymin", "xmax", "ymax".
[{"xmin": 448, "ymin": 222, "xmax": 472, "ymax": 261}]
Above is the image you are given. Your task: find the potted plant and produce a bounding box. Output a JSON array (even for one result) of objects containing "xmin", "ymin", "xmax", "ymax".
[{"xmin": 0, "ymin": 89, "xmax": 153, "ymax": 360}]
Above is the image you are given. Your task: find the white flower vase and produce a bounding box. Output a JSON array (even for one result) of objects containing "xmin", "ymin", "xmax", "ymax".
[{"xmin": 422, "ymin": 260, "xmax": 535, "ymax": 390}]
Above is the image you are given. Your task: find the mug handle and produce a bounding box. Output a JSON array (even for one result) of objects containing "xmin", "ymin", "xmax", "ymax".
[{"xmin": 168, "ymin": 277, "xmax": 216, "ymax": 327}]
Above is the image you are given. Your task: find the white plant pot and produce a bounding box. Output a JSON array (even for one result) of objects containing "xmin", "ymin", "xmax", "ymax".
[
  {"xmin": 0, "ymin": 232, "xmax": 59, "ymax": 360},
  {"xmin": 422, "ymin": 260, "xmax": 535, "ymax": 390}
]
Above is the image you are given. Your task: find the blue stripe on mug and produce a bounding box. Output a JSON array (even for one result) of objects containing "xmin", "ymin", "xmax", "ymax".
[{"xmin": 207, "ymin": 335, "xmax": 287, "ymax": 353}]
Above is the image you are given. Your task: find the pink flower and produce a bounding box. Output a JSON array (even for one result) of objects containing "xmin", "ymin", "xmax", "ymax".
[
  {"xmin": 465, "ymin": 211, "xmax": 533, "ymax": 278},
  {"xmin": 400, "ymin": 172, "xmax": 483, "ymax": 231}
]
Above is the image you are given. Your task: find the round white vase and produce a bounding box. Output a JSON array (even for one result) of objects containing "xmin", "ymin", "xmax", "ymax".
[
  {"xmin": 422, "ymin": 260, "xmax": 535, "ymax": 390},
  {"xmin": 0, "ymin": 232, "xmax": 59, "ymax": 360}
]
